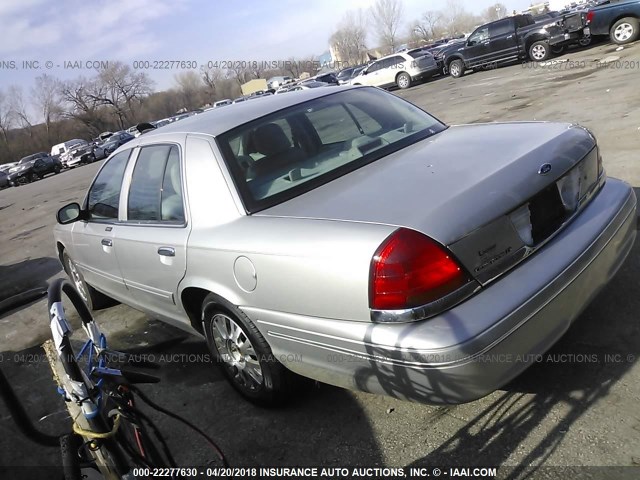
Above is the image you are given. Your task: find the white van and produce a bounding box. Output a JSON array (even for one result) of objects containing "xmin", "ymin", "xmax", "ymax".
[{"xmin": 51, "ymin": 139, "xmax": 86, "ymax": 167}]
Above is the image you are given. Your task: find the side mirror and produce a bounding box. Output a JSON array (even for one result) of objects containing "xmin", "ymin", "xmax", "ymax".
[{"xmin": 57, "ymin": 202, "xmax": 85, "ymax": 225}]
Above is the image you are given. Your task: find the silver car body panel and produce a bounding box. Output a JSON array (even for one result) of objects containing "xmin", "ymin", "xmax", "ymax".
[{"xmin": 248, "ymin": 179, "xmax": 636, "ymax": 404}]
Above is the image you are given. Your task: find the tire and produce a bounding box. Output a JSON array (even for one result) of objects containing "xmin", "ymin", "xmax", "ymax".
[
  {"xmin": 54, "ymin": 166, "xmax": 61, "ymax": 174},
  {"xmin": 202, "ymin": 294, "xmax": 302, "ymax": 406},
  {"xmin": 610, "ymin": 17, "xmax": 640, "ymax": 45},
  {"xmin": 62, "ymin": 252, "xmax": 115, "ymax": 311},
  {"xmin": 448, "ymin": 59, "xmax": 465, "ymax": 78},
  {"xmin": 396, "ymin": 72, "xmax": 411, "ymax": 89},
  {"xmin": 529, "ymin": 40, "xmax": 551, "ymax": 62},
  {"xmin": 578, "ymin": 35, "xmax": 592, "ymax": 47},
  {"xmin": 29, "ymin": 173, "xmax": 39, "ymax": 183}
]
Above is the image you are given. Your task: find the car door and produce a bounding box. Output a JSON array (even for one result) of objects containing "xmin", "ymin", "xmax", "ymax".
[
  {"xmin": 465, "ymin": 26, "xmax": 491, "ymax": 67},
  {"xmin": 360, "ymin": 60, "xmax": 384, "ymax": 86},
  {"xmin": 488, "ymin": 18, "xmax": 519, "ymax": 64},
  {"xmin": 381, "ymin": 56, "xmax": 404, "ymax": 87},
  {"xmin": 70, "ymin": 150, "xmax": 131, "ymax": 301},
  {"xmin": 112, "ymin": 144, "xmax": 190, "ymax": 324}
]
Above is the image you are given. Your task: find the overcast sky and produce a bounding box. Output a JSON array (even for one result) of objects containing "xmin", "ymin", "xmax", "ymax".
[{"xmin": 0, "ymin": 0, "xmax": 534, "ymax": 103}]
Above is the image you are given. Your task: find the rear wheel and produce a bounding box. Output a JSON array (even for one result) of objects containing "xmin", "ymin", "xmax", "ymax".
[
  {"xmin": 54, "ymin": 166, "xmax": 61, "ymax": 174},
  {"xmin": 396, "ymin": 72, "xmax": 412, "ymax": 89},
  {"xmin": 610, "ymin": 17, "xmax": 640, "ymax": 45},
  {"xmin": 529, "ymin": 40, "xmax": 551, "ymax": 62},
  {"xmin": 202, "ymin": 294, "xmax": 303, "ymax": 406},
  {"xmin": 62, "ymin": 252, "xmax": 115, "ymax": 311},
  {"xmin": 448, "ymin": 59, "xmax": 465, "ymax": 78}
]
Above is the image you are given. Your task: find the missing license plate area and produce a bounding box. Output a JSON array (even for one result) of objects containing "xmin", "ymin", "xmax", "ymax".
[{"xmin": 529, "ymin": 183, "xmax": 567, "ymax": 244}]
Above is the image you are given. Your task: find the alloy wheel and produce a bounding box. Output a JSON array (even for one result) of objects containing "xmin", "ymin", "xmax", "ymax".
[
  {"xmin": 210, "ymin": 313, "xmax": 263, "ymax": 390},
  {"xmin": 67, "ymin": 258, "xmax": 89, "ymax": 302},
  {"xmin": 615, "ymin": 23, "xmax": 634, "ymax": 42},
  {"xmin": 532, "ymin": 44, "xmax": 547, "ymax": 60}
]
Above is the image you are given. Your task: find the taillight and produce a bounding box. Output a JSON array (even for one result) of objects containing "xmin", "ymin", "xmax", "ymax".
[
  {"xmin": 586, "ymin": 11, "xmax": 594, "ymax": 24},
  {"xmin": 370, "ymin": 228, "xmax": 471, "ymax": 311}
]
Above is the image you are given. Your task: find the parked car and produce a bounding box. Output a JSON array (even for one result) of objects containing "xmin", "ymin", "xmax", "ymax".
[
  {"xmin": 0, "ymin": 170, "xmax": 9, "ymax": 189},
  {"xmin": 586, "ymin": 0, "xmax": 640, "ymax": 44},
  {"xmin": 434, "ymin": 14, "xmax": 584, "ymax": 78},
  {"xmin": 93, "ymin": 132, "xmax": 135, "ymax": 159},
  {"xmin": 54, "ymin": 86, "xmax": 636, "ymax": 406},
  {"xmin": 0, "ymin": 162, "xmax": 17, "ymax": 174},
  {"xmin": 336, "ymin": 65, "xmax": 368, "ymax": 85},
  {"xmin": 213, "ymin": 99, "xmax": 233, "ymax": 108},
  {"xmin": 307, "ymin": 72, "xmax": 340, "ymax": 85},
  {"xmin": 66, "ymin": 141, "xmax": 96, "ymax": 168},
  {"xmin": 350, "ymin": 51, "xmax": 439, "ymax": 89},
  {"xmin": 8, "ymin": 152, "xmax": 61, "ymax": 185},
  {"xmin": 267, "ymin": 76, "xmax": 294, "ymax": 90},
  {"xmin": 288, "ymin": 81, "xmax": 329, "ymax": 91},
  {"xmin": 51, "ymin": 139, "xmax": 86, "ymax": 167}
]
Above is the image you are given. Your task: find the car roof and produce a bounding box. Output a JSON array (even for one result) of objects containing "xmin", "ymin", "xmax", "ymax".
[{"xmin": 140, "ymin": 86, "xmax": 358, "ymax": 138}]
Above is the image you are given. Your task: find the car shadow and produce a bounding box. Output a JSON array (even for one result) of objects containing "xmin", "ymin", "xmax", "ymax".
[
  {"xmin": 389, "ymin": 239, "xmax": 638, "ymax": 476},
  {"xmin": 0, "ymin": 258, "xmax": 61, "ymax": 315}
]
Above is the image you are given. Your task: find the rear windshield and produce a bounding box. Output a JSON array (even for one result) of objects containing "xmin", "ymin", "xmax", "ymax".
[{"xmin": 217, "ymin": 87, "xmax": 446, "ymax": 213}]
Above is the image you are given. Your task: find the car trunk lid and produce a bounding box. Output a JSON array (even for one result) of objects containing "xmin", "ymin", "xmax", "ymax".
[{"xmin": 257, "ymin": 122, "xmax": 598, "ymax": 283}]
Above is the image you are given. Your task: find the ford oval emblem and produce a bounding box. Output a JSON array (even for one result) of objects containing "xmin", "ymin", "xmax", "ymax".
[{"xmin": 538, "ymin": 163, "xmax": 552, "ymax": 175}]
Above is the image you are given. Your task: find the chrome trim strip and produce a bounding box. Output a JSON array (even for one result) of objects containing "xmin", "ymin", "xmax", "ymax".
[{"xmin": 369, "ymin": 281, "xmax": 481, "ymax": 323}]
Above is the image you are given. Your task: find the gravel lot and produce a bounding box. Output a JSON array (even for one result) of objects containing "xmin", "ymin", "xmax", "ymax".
[{"xmin": 1, "ymin": 41, "xmax": 639, "ymax": 479}]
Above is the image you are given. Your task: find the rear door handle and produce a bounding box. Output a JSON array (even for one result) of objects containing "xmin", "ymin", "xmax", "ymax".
[
  {"xmin": 157, "ymin": 247, "xmax": 175, "ymax": 257},
  {"xmin": 506, "ymin": 35, "xmax": 514, "ymax": 39},
  {"xmin": 101, "ymin": 238, "xmax": 113, "ymax": 247}
]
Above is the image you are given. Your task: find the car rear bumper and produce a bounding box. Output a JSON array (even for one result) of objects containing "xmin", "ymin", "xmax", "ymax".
[{"xmin": 248, "ymin": 178, "xmax": 636, "ymax": 404}]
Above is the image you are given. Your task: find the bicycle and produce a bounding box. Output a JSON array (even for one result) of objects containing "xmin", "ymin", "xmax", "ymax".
[{"xmin": 1, "ymin": 278, "xmax": 227, "ymax": 479}]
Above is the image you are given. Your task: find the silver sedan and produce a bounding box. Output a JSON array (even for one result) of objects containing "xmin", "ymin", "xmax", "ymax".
[{"xmin": 54, "ymin": 86, "xmax": 636, "ymax": 406}]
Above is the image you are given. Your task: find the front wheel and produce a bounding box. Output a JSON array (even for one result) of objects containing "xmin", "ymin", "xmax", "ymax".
[
  {"xmin": 448, "ymin": 59, "xmax": 465, "ymax": 78},
  {"xmin": 396, "ymin": 72, "xmax": 411, "ymax": 89},
  {"xmin": 202, "ymin": 295, "xmax": 302, "ymax": 406},
  {"xmin": 610, "ymin": 17, "xmax": 640, "ymax": 45},
  {"xmin": 63, "ymin": 252, "xmax": 115, "ymax": 311},
  {"xmin": 529, "ymin": 41, "xmax": 551, "ymax": 62}
]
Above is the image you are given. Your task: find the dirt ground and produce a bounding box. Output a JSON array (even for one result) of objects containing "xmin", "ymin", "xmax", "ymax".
[{"xmin": 1, "ymin": 40, "xmax": 639, "ymax": 479}]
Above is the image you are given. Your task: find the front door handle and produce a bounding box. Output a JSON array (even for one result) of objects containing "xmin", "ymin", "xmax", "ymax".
[
  {"xmin": 157, "ymin": 247, "xmax": 175, "ymax": 257},
  {"xmin": 101, "ymin": 238, "xmax": 113, "ymax": 247}
]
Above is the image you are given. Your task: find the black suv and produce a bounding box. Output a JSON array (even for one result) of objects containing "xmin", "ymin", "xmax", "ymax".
[{"xmin": 7, "ymin": 152, "xmax": 62, "ymax": 186}]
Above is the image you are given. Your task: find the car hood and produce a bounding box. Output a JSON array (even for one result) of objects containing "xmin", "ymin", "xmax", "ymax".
[{"xmin": 256, "ymin": 122, "xmax": 596, "ymax": 246}]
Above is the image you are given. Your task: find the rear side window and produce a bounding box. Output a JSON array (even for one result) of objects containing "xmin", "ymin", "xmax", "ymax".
[
  {"xmin": 87, "ymin": 150, "xmax": 130, "ymax": 220},
  {"xmin": 127, "ymin": 145, "xmax": 184, "ymax": 223}
]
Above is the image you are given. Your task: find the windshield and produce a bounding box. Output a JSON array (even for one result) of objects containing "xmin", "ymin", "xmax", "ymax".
[
  {"xmin": 19, "ymin": 154, "xmax": 40, "ymax": 164},
  {"xmin": 217, "ymin": 87, "xmax": 446, "ymax": 213}
]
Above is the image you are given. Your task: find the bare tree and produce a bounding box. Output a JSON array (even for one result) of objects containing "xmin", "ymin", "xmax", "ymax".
[
  {"xmin": 0, "ymin": 90, "xmax": 14, "ymax": 153},
  {"xmin": 201, "ymin": 67, "xmax": 224, "ymax": 99},
  {"xmin": 423, "ymin": 11, "xmax": 445, "ymax": 39},
  {"xmin": 330, "ymin": 9, "xmax": 368, "ymax": 66},
  {"xmin": 483, "ymin": 3, "xmax": 508, "ymax": 22},
  {"xmin": 32, "ymin": 74, "xmax": 62, "ymax": 143},
  {"xmin": 443, "ymin": 0, "xmax": 479, "ymax": 37},
  {"xmin": 88, "ymin": 62, "xmax": 154, "ymax": 128},
  {"xmin": 59, "ymin": 77, "xmax": 110, "ymax": 135},
  {"xmin": 174, "ymin": 71, "xmax": 205, "ymax": 111},
  {"xmin": 8, "ymin": 86, "xmax": 34, "ymax": 138},
  {"xmin": 370, "ymin": 0, "xmax": 404, "ymax": 53}
]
